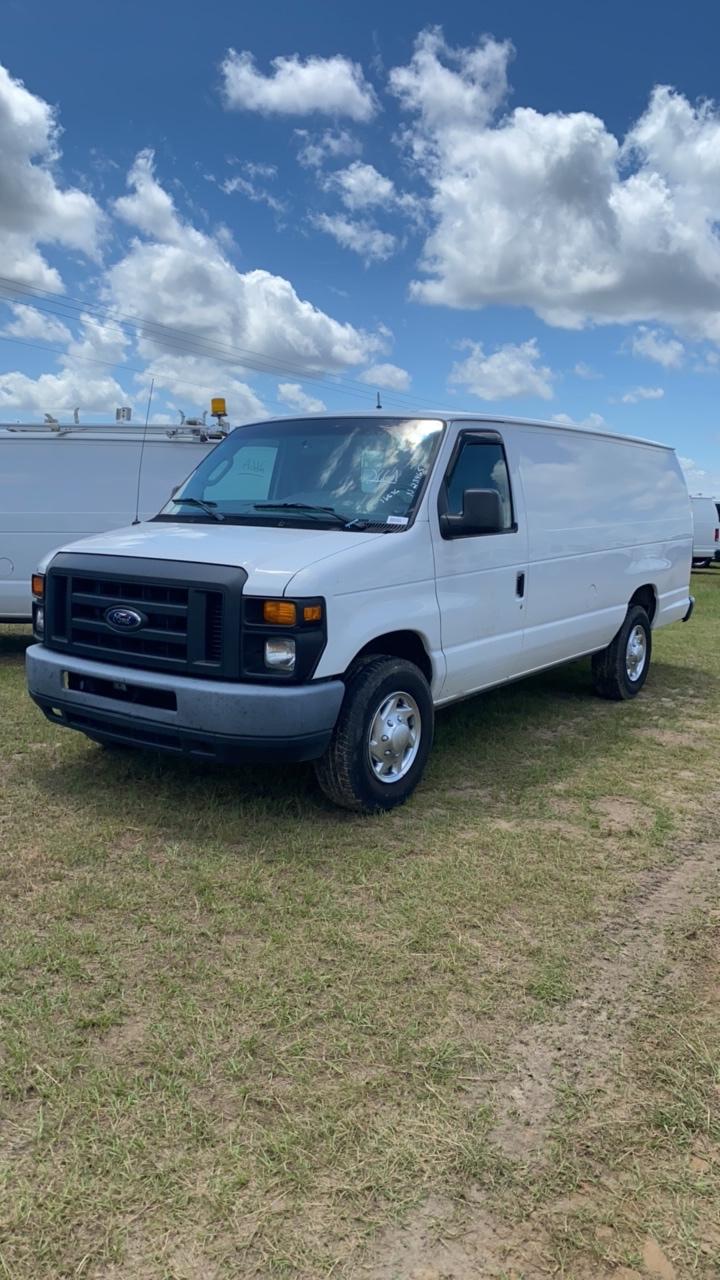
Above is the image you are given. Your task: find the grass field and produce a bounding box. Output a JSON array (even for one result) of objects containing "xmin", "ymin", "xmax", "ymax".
[{"xmin": 1, "ymin": 574, "xmax": 719, "ymax": 1280}]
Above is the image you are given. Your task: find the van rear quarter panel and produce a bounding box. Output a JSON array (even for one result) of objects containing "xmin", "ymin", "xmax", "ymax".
[{"xmin": 516, "ymin": 427, "xmax": 692, "ymax": 669}]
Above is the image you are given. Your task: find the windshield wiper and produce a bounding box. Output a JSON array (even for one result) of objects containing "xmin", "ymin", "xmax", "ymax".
[
  {"xmin": 171, "ymin": 496, "xmax": 225, "ymax": 522},
  {"xmin": 254, "ymin": 502, "xmax": 349, "ymax": 526}
]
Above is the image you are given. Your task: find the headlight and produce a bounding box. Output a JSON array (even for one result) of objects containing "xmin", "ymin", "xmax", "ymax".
[
  {"xmin": 33, "ymin": 603, "xmax": 45, "ymax": 638},
  {"xmin": 264, "ymin": 638, "xmax": 296, "ymax": 671}
]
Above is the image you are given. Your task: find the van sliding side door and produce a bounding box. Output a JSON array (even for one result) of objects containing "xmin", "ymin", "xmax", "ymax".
[{"xmin": 431, "ymin": 426, "xmax": 528, "ymax": 701}]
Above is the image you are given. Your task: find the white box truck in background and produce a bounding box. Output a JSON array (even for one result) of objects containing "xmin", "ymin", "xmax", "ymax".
[
  {"xmin": 1, "ymin": 419, "xmax": 229, "ymax": 620},
  {"xmin": 690, "ymin": 495, "xmax": 720, "ymax": 567},
  {"xmin": 26, "ymin": 412, "xmax": 694, "ymax": 811}
]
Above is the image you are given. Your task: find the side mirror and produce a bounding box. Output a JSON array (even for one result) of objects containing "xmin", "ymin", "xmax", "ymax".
[{"xmin": 440, "ymin": 488, "xmax": 503, "ymax": 538}]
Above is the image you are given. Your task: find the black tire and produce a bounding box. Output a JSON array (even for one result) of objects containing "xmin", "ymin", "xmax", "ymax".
[
  {"xmin": 314, "ymin": 656, "xmax": 434, "ymax": 813},
  {"xmin": 591, "ymin": 604, "xmax": 652, "ymax": 701},
  {"xmin": 693, "ymin": 559, "xmax": 712, "ymax": 569}
]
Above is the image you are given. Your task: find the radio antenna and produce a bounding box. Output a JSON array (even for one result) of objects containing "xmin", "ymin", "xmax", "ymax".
[{"xmin": 132, "ymin": 377, "xmax": 155, "ymax": 525}]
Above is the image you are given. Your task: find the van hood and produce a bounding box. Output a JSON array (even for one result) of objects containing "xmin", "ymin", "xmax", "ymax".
[{"xmin": 41, "ymin": 519, "xmax": 383, "ymax": 595}]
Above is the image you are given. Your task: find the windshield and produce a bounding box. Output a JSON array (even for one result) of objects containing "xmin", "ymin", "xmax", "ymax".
[{"xmin": 156, "ymin": 416, "xmax": 444, "ymax": 528}]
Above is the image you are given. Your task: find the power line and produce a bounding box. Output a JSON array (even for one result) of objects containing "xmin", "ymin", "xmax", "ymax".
[
  {"xmin": 0, "ymin": 330, "xmax": 433, "ymax": 416},
  {"xmin": 0, "ymin": 272, "xmax": 437, "ymax": 409},
  {"xmin": 0, "ymin": 272, "xmax": 446, "ymax": 414}
]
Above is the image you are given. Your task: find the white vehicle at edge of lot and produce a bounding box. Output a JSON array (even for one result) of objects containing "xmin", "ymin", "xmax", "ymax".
[
  {"xmin": 0, "ymin": 420, "xmax": 228, "ymax": 621},
  {"xmin": 690, "ymin": 494, "xmax": 720, "ymax": 567},
  {"xmin": 26, "ymin": 412, "xmax": 694, "ymax": 812}
]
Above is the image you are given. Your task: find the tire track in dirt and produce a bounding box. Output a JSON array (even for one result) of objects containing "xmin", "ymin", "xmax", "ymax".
[
  {"xmin": 357, "ymin": 835, "xmax": 719, "ymax": 1280},
  {"xmin": 487, "ymin": 838, "xmax": 719, "ymax": 1162}
]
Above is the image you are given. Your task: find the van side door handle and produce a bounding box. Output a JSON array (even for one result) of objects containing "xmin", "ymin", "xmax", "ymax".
[{"xmin": 516, "ymin": 571, "xmax": 525, "ymax": 598}]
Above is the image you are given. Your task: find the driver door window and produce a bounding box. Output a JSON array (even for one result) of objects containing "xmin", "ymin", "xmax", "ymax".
[{"xmin": 443, "ymin": 439, "xmax": 514, "ymax": 530}]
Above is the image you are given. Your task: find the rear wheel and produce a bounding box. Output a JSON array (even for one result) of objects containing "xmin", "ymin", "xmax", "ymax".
[
  {"xmin": 591, "ymin": 604, "xmax": 652, "ymax": 701},
  {"xmin": 314, "ymin": 656, "xmax": 434, "ymax": 812}
]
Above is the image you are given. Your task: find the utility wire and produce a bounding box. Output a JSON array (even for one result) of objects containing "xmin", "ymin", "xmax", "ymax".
[
  {"xmin": 0, "ymin": 272, "xmax": 447, "ymax": 414},
  {"xmin": 0, "ymin": 331, "xmax": 439, "ymax": 416},
  {"xmin": 0, "ymin": 272, "xmax": 435, "ymax": 408}
]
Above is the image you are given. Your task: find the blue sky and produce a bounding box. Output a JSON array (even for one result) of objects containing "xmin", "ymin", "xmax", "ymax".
[{"xmin": 1, "ymin": 0, "xmax": 719, "ymax": 492}]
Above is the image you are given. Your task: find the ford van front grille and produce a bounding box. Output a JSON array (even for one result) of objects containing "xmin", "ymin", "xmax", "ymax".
[{"xmin": 43, "ymin": 554, "xmax": 246, "ymax": 679}]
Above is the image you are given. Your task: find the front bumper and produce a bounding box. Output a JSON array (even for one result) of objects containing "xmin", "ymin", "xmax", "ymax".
[{"xmin": 26, "ymin": 645, "xmax": 344, "ymax": 762}]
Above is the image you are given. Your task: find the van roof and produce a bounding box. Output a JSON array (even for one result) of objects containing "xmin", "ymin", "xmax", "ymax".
[
  {"xmin": 241, "ymin": 411, "xmax": 673, "ymax": 452},
  {"xmin": 0, "ymin": 412, "xmax": 673, "ymax": 452}
]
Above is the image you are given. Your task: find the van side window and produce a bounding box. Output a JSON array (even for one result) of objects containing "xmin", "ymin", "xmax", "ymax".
[{"xmin": 444, "ymin": 441, "xmax": 514, "ymax": 529}]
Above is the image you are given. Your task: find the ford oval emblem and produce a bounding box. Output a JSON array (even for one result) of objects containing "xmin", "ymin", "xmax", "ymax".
[{"xmin": 105, "ymin": 606, "xmax": 146, "ymax": 631}]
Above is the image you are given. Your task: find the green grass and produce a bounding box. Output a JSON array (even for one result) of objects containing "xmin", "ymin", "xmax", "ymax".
[{"xmin": 1, "ymin": 573, "xmax": 719, "ymax": 1278}]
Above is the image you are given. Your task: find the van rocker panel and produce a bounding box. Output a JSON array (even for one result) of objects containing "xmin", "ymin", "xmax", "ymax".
[{"xmin": 26, "ymin": 644, "xmax": 344, "ymax": 762}]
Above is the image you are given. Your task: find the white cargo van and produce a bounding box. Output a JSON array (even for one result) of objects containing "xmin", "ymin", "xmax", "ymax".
[
  {"xmin": 26, "ymin": 413, "xmax": 694, "ymax": 812},
  {"xmin": 690, "ymin": 495, "xmax": 720, "ymax": 567},
  {"xmin": 0, "ymin": 421, "xmax": 227, "ymax": 620}
]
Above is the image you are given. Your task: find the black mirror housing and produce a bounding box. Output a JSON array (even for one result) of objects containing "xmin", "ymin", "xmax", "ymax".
[{"xmin": 440, "ymin": 488, "xmax": 503, "ymax": 538}]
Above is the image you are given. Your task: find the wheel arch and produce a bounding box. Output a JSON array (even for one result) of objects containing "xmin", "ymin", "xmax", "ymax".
[
  {"xmin": 346, "ymin": 629, "xmax": 434, "ymax": 685},
  {"xmin": 629, "ymin": 583, "xmax": 658, "ymax": 624}
]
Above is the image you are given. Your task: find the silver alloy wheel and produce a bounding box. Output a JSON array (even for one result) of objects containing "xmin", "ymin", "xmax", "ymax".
[
  {"xmin": 625, "ymin": 623, "xmax": 647, "ymax": 681},
  {"xmin": 368, "ymin": 691, "xmax": 421, "ymax": 783}
]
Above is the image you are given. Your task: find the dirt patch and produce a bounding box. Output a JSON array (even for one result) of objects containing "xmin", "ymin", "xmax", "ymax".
[
  {"xmin": 635, "ymin": 728, "xmax": 701, "ymax": 748},
  {"xmin": 534, "ymin": 818, "xmax": 587, "ymax": 839},
  {"xmin": 550, "ymin": 796, "xmax": 581, "ymax": 818},
  {"xmin": 593, "ymin": 796, "xmax": 653, "ymax": 833},
  {"xmin": 356, "ymin": 1193, "xmax": 551, "ymax": 1280},
  {"xmin": 488, "ymin": 818, "xmax": 517, "ymax": 833},
  {"xmin": 93, "ymin": 1237, "xmax": 221, "ymax": 1280},
  {"xmin": 95, "ymin": 1013, "xmax": 149, "ymax": 1057},
  {"xmin": 487, "ymin": 840, "xmax": 720, "ymax": 1162}
]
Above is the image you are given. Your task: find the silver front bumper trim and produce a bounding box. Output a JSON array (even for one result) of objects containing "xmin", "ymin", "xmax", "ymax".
[{"xmin": 26, "ymin": 644, "xmax": 344, "ymax": 741}]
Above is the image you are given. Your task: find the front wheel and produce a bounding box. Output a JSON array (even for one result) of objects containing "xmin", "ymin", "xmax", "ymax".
[
  {"xmin": 314, "ymin": 656, "xmax": 434, "ymax": 813},
  {"xmin": 591, "ymin": 604, "xmax": 652, "ymax": 701}
]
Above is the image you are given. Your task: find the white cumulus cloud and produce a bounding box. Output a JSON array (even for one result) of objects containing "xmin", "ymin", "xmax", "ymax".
[
  {"xmin": 108, "ymin": 151, "xmax": 385, "ymax": 396},
  {"xmin": 631, "ymin": 326, "xmax": 684, "ymax": 368},
  {"xmin": 0, "ymin": 368, "xmax": 127, "ymax": 414},
  {"xmin": 295, "ymin": 128, "xmax": 362, "ymax": 168},
  {"xmin": 679, "ymin": 455, "xmax": 720, "ymax": 496},
  {"xmin": 449, "ymin": 338, "xmax": 554, "ymax": 401},
  {"xmin": 359, "ymin": 363, "xmax": 411, "ymax": 391},
  {"xmin": 0, "ymin": 307, "xmax": 131, "ymax": 414},
  {"xmin": 0, "ymin": 62, "xmax": 103, "ymax": 290},
  {"xmin": 3, "ymin": 303, "xmax": 71, "ymax": 344},
  {"xmin": 389, "ymin": 28, "xmax": 720, "ymax": 341},
  {"xmin": 620, "ymin": 385, "xmax": 665, "ymax": 403},
  {"xmin": 135, "ymin": 356, "xmax": 265, "ymax": 422},
  {"xmin": 324, "ymin": 161, "xmax": 396, "ymax": 209},
  {"xmin": 277, "ymin": 382, "xmax": 326, "ymax": 413},
  {"xmin": 312, "ymin": 212, "xmax": 397, "ymax": 263},
  {"xmin": 221, "ymin": 49, "xmax": 377, "ymax": 120}
]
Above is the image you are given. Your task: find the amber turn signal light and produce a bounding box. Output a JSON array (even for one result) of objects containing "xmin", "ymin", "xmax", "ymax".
[
  {"xmin": 263, "ymin": 600, "xmax": 297, "ymax": 625},
  {"xmin": 32, "ymin": 574, "xmax": 45, "ymax": 598},
  {"xmin": 303, "ymin": 605, "xmax": 323, "ymax": 623}
]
